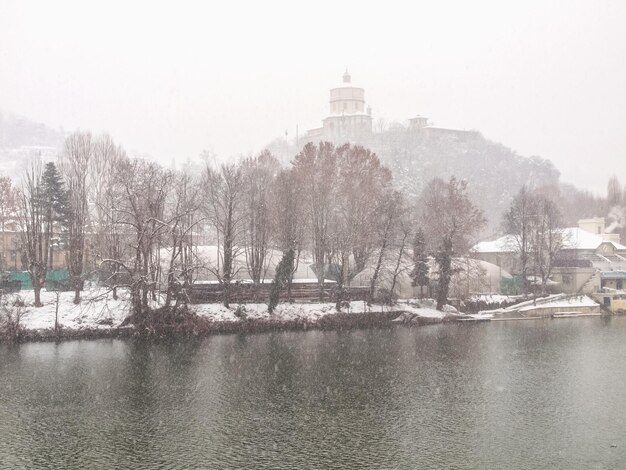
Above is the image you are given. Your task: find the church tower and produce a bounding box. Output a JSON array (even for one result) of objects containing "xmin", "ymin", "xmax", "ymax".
[{"xmin": 307, "ymin": 71, "xmax": 373, "ymax": 142}]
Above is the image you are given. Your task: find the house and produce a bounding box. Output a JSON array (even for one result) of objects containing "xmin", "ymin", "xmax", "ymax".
[{"xmin": 472, "ymin": 218, "xmax": 626, "ymax": 295}]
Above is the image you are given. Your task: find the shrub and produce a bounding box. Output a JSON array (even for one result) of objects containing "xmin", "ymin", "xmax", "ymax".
[{"xmin": 234, "ymin": 304, "xmax": 247, "ymax": 320}]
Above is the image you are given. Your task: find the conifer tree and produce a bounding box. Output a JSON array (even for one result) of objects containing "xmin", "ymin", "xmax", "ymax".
[
  {"xmin": 41, "ymin": 162, "xmax": 70, "ymax": 273},
  {"xmin": 268, "ymin": 249, "xmax": 295, "ymax": 314},
  {"xmin": 41, "ymin": 162, "xmax": 71, "ymax": 227},
  {"xmin": 411, "ymin": 228, "xmax": 430, "ymax": 298}
]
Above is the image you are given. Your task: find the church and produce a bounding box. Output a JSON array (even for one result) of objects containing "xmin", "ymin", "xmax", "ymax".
[
  {"xmin": 306, "ymin": 70, "xmax": 373, "ymax": 142},
  {"xmin": 306, "ymin": 71, "xmax": 475, "ymax": 143}
]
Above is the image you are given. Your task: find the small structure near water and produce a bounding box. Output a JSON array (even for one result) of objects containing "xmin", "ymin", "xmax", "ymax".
[{"xmin": 479, "ymin": 294, "xmax": 602, "ymax": 319}]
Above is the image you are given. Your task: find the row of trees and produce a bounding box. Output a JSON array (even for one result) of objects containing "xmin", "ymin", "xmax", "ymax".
[
  {"xmin": 504, "ymin": 174, "xmax": 626, "ymax": 296},
  {"xmin": 504, "ymin": 185, "xmax": 564, "ymax": 295},
  {"xmin": 8, "ymin": 134, "xmax": 487, "ymax": 320},
  {"xmin": 606, "ymin": 175, "xmax": 626, "ymax": 243},
  {"xmin": 559, "ymin": 175, "xmax": 626, "ymax": 231}
]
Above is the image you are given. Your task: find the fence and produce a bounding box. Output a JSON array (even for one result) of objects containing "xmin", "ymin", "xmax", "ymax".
[
  {"xmin": 1, "ymin": 270, "xmax": 70, "ymax": 291},
  {"xmin": 188, "ymin": 281, "xmax": 369, "ymax": 304}
]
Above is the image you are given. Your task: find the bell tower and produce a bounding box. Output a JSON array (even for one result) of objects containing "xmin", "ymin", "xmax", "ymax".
[{"xmin": 322, "ymin": 70, "xmax": 372, "ymax": 141}]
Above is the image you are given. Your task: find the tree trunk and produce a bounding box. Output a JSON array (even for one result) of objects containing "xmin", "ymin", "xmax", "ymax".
[
  {"xmin": 389, "ymin": 231, "xmax": 409, "ymax": 301},
  {"xmin": 369, "ymin": 241, "xmax": 388, "ymax": 305},
  {"xmin": 33, "ymin": 283, "xmax": 42, "ymax": 308},
  {"xmin": 436, "ymin": 238, "xmax": 453, "ymax": 311}
]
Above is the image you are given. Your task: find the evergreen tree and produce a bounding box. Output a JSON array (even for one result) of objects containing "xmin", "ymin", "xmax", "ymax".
[
  {"xmin": 41, "ymin": 162, "xmax": 71, "ymax": 272},
  {"xmin": 268, "ymin": 249, "xmax": 295, "ymax": 314},
  {"xmin": 41, "ymin": 162, "xmax": 71, "ymax": 228},
  {"xmin": 411, "ymin": 228, "xmax": 429, "ymax": 297}
]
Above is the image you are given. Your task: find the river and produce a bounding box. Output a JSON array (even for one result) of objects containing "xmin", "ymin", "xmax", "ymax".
[{"xmin": 2, "ymin": 318, "xmax": 626, "ymax": 469}]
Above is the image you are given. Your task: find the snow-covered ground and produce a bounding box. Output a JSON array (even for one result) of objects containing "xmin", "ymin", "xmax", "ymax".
[
  {"xmin": 1, "ymin": 288, "xmax": 132, "ymax": 331},
  {"xmin": 0, "ymin": 288, "xmax": 453, "ymax": 336},
  {"xmin": 468, "ymin": 294, "xmax": 522, "ymax": 305},
  {"xmin": 478, "ymin": 294, "xmax": 600, "ymax": 317},
  {"xmin": 193, "ymin": 300, "xmax": 374, "ymax": 323},
  {"xmin": 1, "ymin": 288, "xmax": 605, "ymax": 338},
  {"xmin": 516, "ymin": 295, "xmax": 598, "ymax": 312}
]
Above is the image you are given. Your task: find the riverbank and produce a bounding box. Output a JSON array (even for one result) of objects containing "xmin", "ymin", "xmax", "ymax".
[
  {"xmin": 1, "ymin": 289, "xmax": 605, "ymax": 342},
  {"xmin": 0, "ymin": 288, "xmax": 459, "ymax": 342}
]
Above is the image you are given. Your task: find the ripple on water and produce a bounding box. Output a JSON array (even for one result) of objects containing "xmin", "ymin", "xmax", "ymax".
[{"xmin": 1, "ymin": 319, "xmax": 626, "ymax": 468}]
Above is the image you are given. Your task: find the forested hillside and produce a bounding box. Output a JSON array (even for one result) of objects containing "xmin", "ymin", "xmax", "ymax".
[
  {"xmin": 268, "ymin": 124, "xmax": 560, "ymax": 233},
  {"xmin": 0, "ymin": 110, "xmax": 65, "ymax": 149}
]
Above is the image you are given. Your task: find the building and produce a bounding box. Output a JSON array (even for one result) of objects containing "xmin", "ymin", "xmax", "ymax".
[
  {"xmin": 0, "ymin": 217, "xmax": 90, "ymax": 290},
  {"xmin": 408, "ymin": 115, "xmax": 429, "ymax": 130},
  {"xmin": 421, "ymin": 126, "xmax": 480, "ymax": 142},
  {"xmin": 306, "ymin": 70, "xmax": 373, "ymax": 142},
  {"xmin": 307, "ymin": 71, "xmax": 475, "ymax": 144},
  {"xmin": 472, "ymin": 218, "xmax": 626, "ymax": 296}
]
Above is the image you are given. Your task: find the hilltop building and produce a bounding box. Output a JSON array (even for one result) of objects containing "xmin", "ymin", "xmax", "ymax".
[
  {"xmin": 306, "ymin": 70, "xmax": 373, "ymax": 142},
  {"xmin": 307, "ymin": 71, "xmax": 477, "ymax": 143}
]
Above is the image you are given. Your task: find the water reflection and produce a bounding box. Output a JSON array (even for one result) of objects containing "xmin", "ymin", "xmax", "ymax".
[{"xmin": 2, "ymin": 319, "xmax": 626, "ymax": 468}]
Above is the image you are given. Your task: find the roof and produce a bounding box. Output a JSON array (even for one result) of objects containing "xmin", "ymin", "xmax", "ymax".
[
  {"xmin": 601, "ymin": 271, "xmax": 626, "ymax": 279},
  {"xmin": 472, "ymin": 227, "xmax": 626, "ymax": 254},
  {"xmin": 324, "ymin": 112, "xmax": 372, "ymax": 119},
  {"xmin": 472, "ymin": 235, "xmax": 516, "ymax": 254},
  {"xmin": 561, "ymin": 227, "xmax": 626, "ymax": 250}
]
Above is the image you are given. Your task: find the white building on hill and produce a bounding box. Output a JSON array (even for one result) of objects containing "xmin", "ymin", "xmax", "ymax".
[{"xmin": 307, "ymin": 70, "xmax": 373, "ymax": 143}]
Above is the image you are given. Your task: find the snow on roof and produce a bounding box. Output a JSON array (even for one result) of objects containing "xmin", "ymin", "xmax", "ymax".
[
  {"xmin": 472, "ymin": 234, "xmax": 517, "ymax": 253},
  {"xmin": 330, "ymin": 84, "xmax": 364, "ymax": 91},
  {"xmin": 562, "ymin": 227, "xmax": 626, "ymax": 250},
  {"xmin": 324, "ymin": 112, "xmax": 372, "ymax": 119},
  {"xmin": 472, "ymin": 227, "xmax": 626, "ymax": 253}
]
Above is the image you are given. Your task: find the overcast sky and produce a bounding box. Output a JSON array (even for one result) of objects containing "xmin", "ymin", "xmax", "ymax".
[{"xmin": 1, "ymin": 0, "xmax": 625, "ymax": 194}]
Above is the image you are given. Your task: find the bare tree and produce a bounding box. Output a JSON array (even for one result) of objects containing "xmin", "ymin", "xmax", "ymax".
[
  {"xmin": 532, "ymin": 196, "xmax": 564, "ymax": 294},
  {"xmin": 291, "ymin": 142, "xmax": 337, "ymax": 298},
  {"xmin": 19, "ymin": 163, "xmax": 49, "ymax": 307},
  {"xmin": 240, "ymin": 151, "xmax": 280, "ymax": 289},
  {"xmin": 0, "ymin": 175, "xmax": 19, "ymax": 270},
  {"xmin": 607, "ymin": 175, "xmax": 623, "ymax": 207},
  {"xmin": 90, "ymin": 134, "xmax": 127, "ymax": 299},
  {"xmin": 504, "ymin": 185, "xmax": 538, "ymax": 296},
  {"xmin": 334, "ymin": 144, "xmax": 392, "ymax": 284},
  {"xmin": 163, "ymin": 170, "xmax": 203, "ymax": 309},
  {"xmin": 60, "ymin": 132, "xmax": 92, "ymax": 303},
  {"xmin": 369, "ymin": 190, "xmax": 404, "ymax": 303},
  {"xmin": 104, "ymin": 159, "xmax": 171, "ymax": 319},
  {"xmin": 420, "ymin": 177, "xmax": 485, "ymax": 310},
  {"xmin": 389, "ymin": 217, "xmax": 412, "ymax": 299},
  {"xmin": 559, "ymin": 182, "xmax": 605, "ymax": 226},
  {"xmin": 202, "ymin": 162, "xmax": 244, "ymax": 307}
]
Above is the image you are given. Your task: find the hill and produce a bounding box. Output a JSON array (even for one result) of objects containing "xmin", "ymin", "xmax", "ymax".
[
  {"xmin": 0, "ymin": 110, "xmax": 563, "ymax": 234},
  {"xmin": 266, "ymin": 124, "xmax": 560, "ymax": 233},
  {"xmin": 0, "ymin": 110, "xmax": 66, "ymax": 179}
]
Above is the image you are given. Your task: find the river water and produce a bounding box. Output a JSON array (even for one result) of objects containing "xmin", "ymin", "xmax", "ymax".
[{"xmin": 2, "ymin": 318, "xmax": 626, "ymax": 469}]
